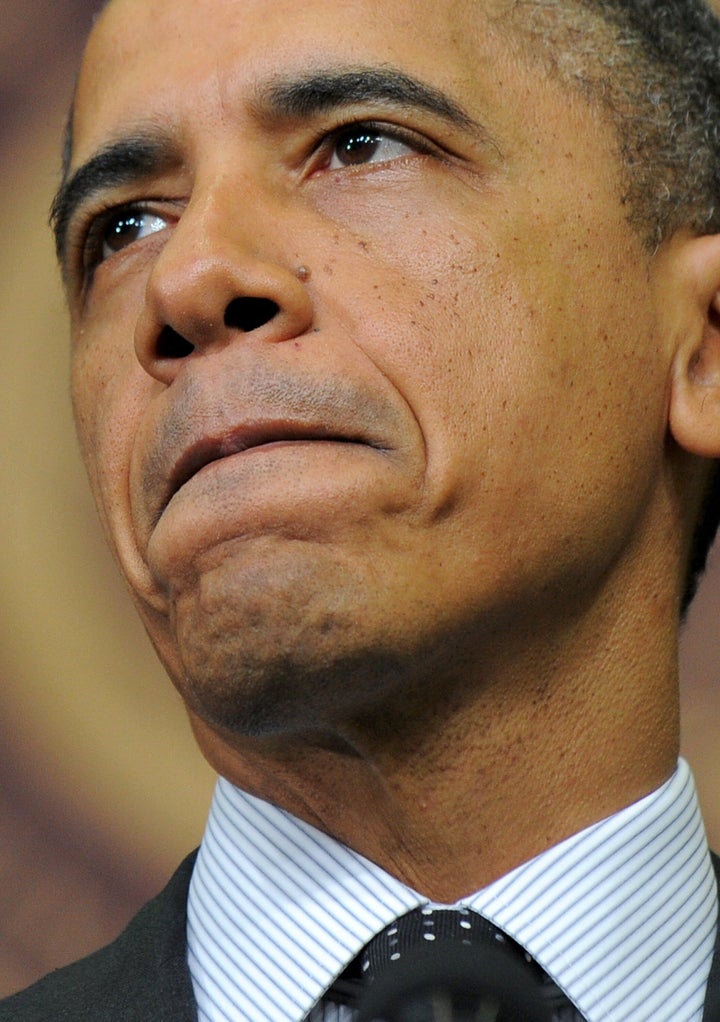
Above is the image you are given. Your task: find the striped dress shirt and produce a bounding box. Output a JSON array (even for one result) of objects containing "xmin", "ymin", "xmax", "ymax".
[{"xmin": 187, "ymin": 758, "xmax": 717, "ymax": 1021}]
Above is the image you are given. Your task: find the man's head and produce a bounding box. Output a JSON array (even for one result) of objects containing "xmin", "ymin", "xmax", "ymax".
[{"xmin": 53, "ymin": 0, "xmax": 720, "ymax": 747}]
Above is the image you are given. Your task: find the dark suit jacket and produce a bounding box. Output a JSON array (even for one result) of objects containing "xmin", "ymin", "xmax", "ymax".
[
  {"xmin": 2, "ymin": 852, "xmax": 720, "ymax": 1020},
  {"xmin": 0, "ymin": 853, "xmax": 198, "ymax": 1022}
]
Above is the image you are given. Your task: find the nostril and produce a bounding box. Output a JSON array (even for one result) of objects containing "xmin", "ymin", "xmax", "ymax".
[
  {"xmin": 156, "ymin": 327, "xmax": 195, "ymax": 359},
  {"xmin": 225, "ymin": 296, "xmax": 280, "ymax": 332}
]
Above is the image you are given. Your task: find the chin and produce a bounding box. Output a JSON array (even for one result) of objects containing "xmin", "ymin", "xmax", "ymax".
[
  {"xmin": 150, "ymin": 542, "xmax": 403, "ymax": 734},
  {"xmin": 173, "ymin": 635, "xmax": 411, "ymax": 738}
]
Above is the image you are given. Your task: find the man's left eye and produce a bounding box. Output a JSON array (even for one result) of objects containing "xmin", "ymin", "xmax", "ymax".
[{"xmin": 327, "ymin": 127, "xmax": 418, "ymax": 170}]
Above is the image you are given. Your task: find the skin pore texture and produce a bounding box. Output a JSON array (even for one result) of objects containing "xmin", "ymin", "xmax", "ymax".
[{"xmin": 62, "ymin": 0, "xmax": 720, "ymax": 900}]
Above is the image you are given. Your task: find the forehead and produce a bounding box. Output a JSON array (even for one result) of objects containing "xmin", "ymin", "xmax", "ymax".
[
  {"xmin": 73, "ymin": 0, "xmax": 528, "ymax": 163},
  {"xmin": 88, "ymin": 0, "xmax": 501, "ymax": 67}
]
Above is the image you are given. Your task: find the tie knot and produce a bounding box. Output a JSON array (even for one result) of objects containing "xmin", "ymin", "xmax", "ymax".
[
  {"xmin": 360, "ymin": 907, "xmax": 527, "ymax": 984},
  {"xmin": 352, "ymin": 907, "xmax": 575, "ymax": 1022}
]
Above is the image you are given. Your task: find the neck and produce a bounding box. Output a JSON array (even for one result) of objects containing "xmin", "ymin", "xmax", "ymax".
[{"xmin": 192, "ymin": 594, "xmax": 679, "ymax": 901}]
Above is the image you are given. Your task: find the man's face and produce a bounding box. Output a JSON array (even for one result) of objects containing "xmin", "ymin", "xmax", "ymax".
[{"xmin": 64, "ymin": 0, "xmax": 680, "ymax": 735}]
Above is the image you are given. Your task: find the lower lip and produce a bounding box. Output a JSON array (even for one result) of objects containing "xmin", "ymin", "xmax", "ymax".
[
  {"xmin": 163, "ymin": 437, "xmax": 378, "ymax": 512},
  {"xmin": 144, "ymin": 438, "xmax": 393, "ymax": 558}
]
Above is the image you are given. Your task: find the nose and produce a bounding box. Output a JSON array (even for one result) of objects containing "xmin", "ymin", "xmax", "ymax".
[{"xmin": 134, "ymin": 190, "xmax": 315, "ymax": 384}]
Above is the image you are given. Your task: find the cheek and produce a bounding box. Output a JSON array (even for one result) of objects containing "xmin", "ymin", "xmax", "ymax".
[
  {"xmin": 312, "ymin": 204, "xmax": 544, "ymax": 492},
  {"xmin": 315, "ymin": 187, "xmax": 668, "ymax": 588},
  {"xmin": 71, "ymin": 326, "xmax": 151, "ymax": 552},
  {"xmin": 310, "ymin": 184, "xmax": 498, "ymax": 392},
  {"xmin": 72, "ymin": 343, "xmax": 117, "ymax": 509}
]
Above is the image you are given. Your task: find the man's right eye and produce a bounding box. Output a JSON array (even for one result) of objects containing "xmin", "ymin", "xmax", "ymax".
[{"xmin": 87, "ymin": 206, "xmax": 169, "ymax": 269}]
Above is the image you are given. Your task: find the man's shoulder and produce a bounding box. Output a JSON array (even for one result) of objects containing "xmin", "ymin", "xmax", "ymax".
[
  {"xmin": 702, "ymin": 851, "xmax": 720, "ymax": 1022},
  {"xmin": 0, "ymin": 851, "xmax": 198, "ymax": 1022}
]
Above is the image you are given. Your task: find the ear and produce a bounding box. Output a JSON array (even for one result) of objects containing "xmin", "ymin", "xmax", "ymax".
[{"xmin": 668, "ymin": 233, "xmax": 720, "ymax": 459}]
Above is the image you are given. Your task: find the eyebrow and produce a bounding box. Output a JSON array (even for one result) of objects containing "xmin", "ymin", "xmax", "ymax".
[
  {"xmin": 50, "ymin": 131, "xmax": 180, "ymax": 269},
  {"xmin": 257, "ymin": 67, "xmax": 481, "ymax": 132},
  {"xmin": 51, "ymin": 67, "xmax": 485, "ymax": 271}
]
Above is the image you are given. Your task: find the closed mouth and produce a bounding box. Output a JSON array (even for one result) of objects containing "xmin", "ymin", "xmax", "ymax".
[{"xmin": 163, "ymin": 423, "xmax": 370, "ymax": 514}]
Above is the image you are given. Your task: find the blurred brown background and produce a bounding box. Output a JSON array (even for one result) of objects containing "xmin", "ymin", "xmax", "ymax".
[{"xmin": 1, "ymin": 0, "xmax": 719, "ymax": 1000}]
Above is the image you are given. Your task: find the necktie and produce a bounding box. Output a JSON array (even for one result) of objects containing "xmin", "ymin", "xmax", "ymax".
[{"xmin": 312, "ymin": 907, "xmax": 584, "ymax": 1022}]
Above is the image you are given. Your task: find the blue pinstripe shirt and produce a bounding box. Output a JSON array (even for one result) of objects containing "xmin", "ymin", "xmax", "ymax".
[{"xmin": 187, "ymin": 758, "xmax": 716, "ymax": 1021}]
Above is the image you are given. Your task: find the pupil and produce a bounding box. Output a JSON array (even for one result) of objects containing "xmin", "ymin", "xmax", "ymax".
[
  {"xmin": 106, "ymin": 213, "xmax": 141, "ymax": 252},
  {"xmin": 339, "ymin": 132, "xmax": 380, "ymax": 165}
]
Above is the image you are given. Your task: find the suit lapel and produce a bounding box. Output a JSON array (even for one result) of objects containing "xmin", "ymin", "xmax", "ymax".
[
  {"xmin": 0, "ymin": 851, "xmax": 199, "ymax": 1021},
  {"xmin": 98, "ymin": 849, "xmax": 199, "ymax": 1021},
  {"xmin": 702, "ymin": 852, "xmax": 720, "ymax": 1022}
]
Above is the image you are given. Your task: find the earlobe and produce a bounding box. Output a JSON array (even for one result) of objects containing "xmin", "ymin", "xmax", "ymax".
[{"xmin": 668, "ymin": 235, "xmax": 720, "ymax": 459}]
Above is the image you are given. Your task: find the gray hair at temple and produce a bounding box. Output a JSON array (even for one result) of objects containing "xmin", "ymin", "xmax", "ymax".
[{"xmin": 511, "ymin": 0, "xmax": 720, "ymax": 247}]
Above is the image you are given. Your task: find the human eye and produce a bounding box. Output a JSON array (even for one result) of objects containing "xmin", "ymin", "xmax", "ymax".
[
  {"xmin": 83, "ymin": 204, "xmax": 170, "ymax": 273},
  {"xmin": 323, "ymin": 122, "xmax": 430, "ymax": 171}
]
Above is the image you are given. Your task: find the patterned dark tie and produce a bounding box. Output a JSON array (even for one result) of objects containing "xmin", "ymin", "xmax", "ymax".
[{"xmin": 315, "ymin": 907, "xmax": 584, "ymax": 1022}]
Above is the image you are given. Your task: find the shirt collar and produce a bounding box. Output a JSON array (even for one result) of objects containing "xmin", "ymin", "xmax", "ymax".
[{"xmin": 187, "ymin": 758, "xmax": 716, "ymax": 1022}]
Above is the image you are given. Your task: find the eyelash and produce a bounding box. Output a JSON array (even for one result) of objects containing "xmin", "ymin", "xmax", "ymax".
[
  {"xmin": 313, "ymin": 118, "xmax": 438, "ymax": 167},
  {"xmin": 80, "ymin": 201, "xmax": 170, "ymax": 278},
  {"xmin": 74, "ymin": 119, "xmax": 440, "ymax": 285}
]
